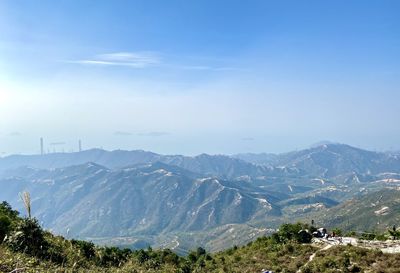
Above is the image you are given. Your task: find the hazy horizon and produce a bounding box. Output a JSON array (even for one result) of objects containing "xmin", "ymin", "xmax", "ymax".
[
  {"xmin": 0, "ymin": 139, "xmax": 398, "ymax": 158},
  {"xmin": 1, "ymin": 1, "xmax": 399, "ymax": 155}
]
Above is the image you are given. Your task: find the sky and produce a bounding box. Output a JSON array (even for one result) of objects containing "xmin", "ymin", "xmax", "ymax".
[{"xmin": 0, "ymin": 0, "xmax": 399, "ymax": 156}]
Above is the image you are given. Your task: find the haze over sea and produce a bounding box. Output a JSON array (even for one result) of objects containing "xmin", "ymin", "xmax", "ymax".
[{"xmin": 1, "ymin": 0, "xmax": 399, "ymax": 155}]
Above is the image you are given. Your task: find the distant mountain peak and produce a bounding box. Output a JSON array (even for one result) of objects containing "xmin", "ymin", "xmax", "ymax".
[{"xmin": 309, "ymin": 140, "xmax": 340, "ymax": 149}]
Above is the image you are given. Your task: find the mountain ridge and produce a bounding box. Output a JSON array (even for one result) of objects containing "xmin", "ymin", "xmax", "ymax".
[{"xmin": 1, "ymin": 143, "xmax": 400, "ymax": 251}]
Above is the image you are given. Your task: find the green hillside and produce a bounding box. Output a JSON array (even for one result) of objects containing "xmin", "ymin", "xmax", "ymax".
[
  {"xmin": 1, "ymin": 202, "xmax": 400, "ymax": 273},
  {"xmin": 317, "ymin": 188, "xmax": 400, "ymax": 232}
]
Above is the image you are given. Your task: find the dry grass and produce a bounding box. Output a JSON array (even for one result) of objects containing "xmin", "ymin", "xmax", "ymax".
[{"xmin": 20, "ymin": 192, "xmax": 31, "ymax": 219}]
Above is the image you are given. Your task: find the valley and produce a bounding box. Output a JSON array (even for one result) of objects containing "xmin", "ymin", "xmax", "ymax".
[{"xmin": 1, "ymin": 143, "xmax": 399, "ymax": 252}]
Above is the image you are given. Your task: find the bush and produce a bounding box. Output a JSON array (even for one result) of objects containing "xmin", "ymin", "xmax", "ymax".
[
  {"xmin": 332, "ymin": 227, "xmax": 343, "ymax": 237},
  {"xmin": 388, "ymin": 229, "xmax": 400, "ymax": 240},
  {"xmin": 97, "ymin": 246, "xmax": 131, "ymax": 267},
  {"xmin": 273, "ymin": 223, "xmax": 312, "ymax": 244},
  {"xmin": 187, "ymin": 251, "xmax": 198, "ymax": 263},
  {"xmin": 346, "ymin": 231, "xmax": 357, "ymax": 237},
  {"xmin": 187, "ymin": 246, "xmax": 207, "ymax": 264},
  {"xmin": 0, "ymin": 215, "xmax": 11, "ymax": 243},
  {"xmin": 0, "ymin": 201, "xmax": 19, "ymax": 220},
  {"xmin": 0, "ymin": 201, "xmax": 19, "ymax": 243},
  {"xmin": 298, "ymin": 229, "xmax": 312, "ymax": 243},
  {"xmin": 375, "ymin": 233, "xmax": 388, "ymax": 241},
  {"xmin": 159, "ymin": 249, "xmax": 180, "ymax": 265},
  {"xmin": 45, "ymin": 241, "xmax": 65, "ymax": 264},
  {"xmin": 360, "ymin": 232, "xmax": 377, "ymax": 240},
  {"xmin": 71, "ymin": 239, "xmax": 96, "ymax": 259},
  {"xmin": 177, "ymin": 262, "xmax": 192, "ymax": 273},
  {"xmin": 196, "ymin": 247, "xmax": 206, "ymax": 256},
  {"xmin": 5, "ymin": 217, "xmax": 48, "ymax": 257},
  {"xmin": 135, "ymin": 249, "xmax": 150, "ymax": 264}
]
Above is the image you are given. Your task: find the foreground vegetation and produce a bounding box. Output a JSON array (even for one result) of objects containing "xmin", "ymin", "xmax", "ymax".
[
  {"xmin": 303, "ymin": 245, "xmax": 400, "ymax": 273},
  {"xmin": 1, "ymin": 202, "xmax": 400, "ymax": 273}
]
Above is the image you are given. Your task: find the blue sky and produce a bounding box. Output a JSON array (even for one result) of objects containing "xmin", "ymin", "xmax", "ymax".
[{"xmin": 1, "ymin": 0, "xmax": 399, "ymax": 155}]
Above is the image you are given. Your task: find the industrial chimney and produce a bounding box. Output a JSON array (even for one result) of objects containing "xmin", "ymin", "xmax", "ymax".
[
  {"xmin": 79, "ymin": 139, "xmax": 82, "ymax": 152},
  {"xmin": 40, "ymin": 137, "xmax": 44, "ymax": 155}
]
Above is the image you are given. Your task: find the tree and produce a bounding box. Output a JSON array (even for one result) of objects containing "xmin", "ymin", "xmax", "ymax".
[{"xmin": 273, "ymin": 223, "xmax": 312, "ymax": 244}]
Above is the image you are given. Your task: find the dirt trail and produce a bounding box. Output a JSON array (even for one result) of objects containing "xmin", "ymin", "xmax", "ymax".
[{"xmin": 296, "ymin": 242, "xmax": 334, "ymax": 273}]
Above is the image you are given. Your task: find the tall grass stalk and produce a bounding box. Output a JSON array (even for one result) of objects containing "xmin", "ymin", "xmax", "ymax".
[{"xmin": 20, "ymin": 191, "xmax": 31, "ymax": 218}]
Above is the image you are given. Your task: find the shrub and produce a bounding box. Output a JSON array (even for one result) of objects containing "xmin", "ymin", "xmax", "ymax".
[
  {"xmin": 297, "ymin": 229, "xmax": 312, "ymax": 243},
  {"xmin": 135, "ymin": 249, "xmax": 150, "ymax": 264},
  {"xmin": 71, "ymin": 239, "xmax": 96, "ymax": 259},
  {"xmin": 332, "ymin": 227, "xmax": 343, "ymax": 237},
  {"xmin": 388, "ymin": 229, "xmax": 400, "ymax": 240},
  {"xmin": 187, "ymin": 246, "xmax": 207, "ymax": 264},
  {"xmin": 346, "ymin": 231, "xmax": 357, "ymax": 237},
  {"xmin": 360, "ymin": 232, "xmax": 376, "ymax": 240},
  {"xmin": 5, "ymin": 217, "xmax": 48, "ymax": 257},
  {"xmin": 0, "ymin": 201, "xmax": 19, "ymax": 243},
  {"xmin": 0, "ymin": 215, "xmax": 11, "ymax": 243},
  {"xmin": 375, "ymin": 233, "xmax": 388, "ymax": 241},
  {"xmin": 97, "ymin": 246, "xmax": 131, "ymax": 267},
  {"xmin": 187, "ymin": 251, "xmax": 198, "ymax": 263},
  {"xmin": 177, "ymin": 262, "xmax": 192, "ymax": 273},
  {"xmin": 0, "ymin": 201, "xmax": 19, "ymax": 220},
  {"xmin": 273, "ymin": 223, "xmax": 312, "ymax": 244},
  {"xmin": 159, "ymin": 249, "xmax": 180, "ymax": 265},
  {"xmin": 45, "ymin": 241, "xmax": 65, "ymax": 264},
  {"xmin": 196, "ymin": 247, "xmax": 206, "ymax": 256}
]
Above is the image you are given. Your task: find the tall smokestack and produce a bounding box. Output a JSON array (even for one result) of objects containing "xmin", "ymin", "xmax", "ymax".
[
  {"xmin": 40, "ymin": 138, "xmax": 44, "ymax": 155},
  {"xmin": 79, "ymin": 140, "xmax": 82, "ymax": 152}
]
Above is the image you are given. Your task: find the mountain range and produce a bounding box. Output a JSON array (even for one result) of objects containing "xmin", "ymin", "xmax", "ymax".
[{"xmin": 1, "ymin": 143, "xmax": 399, "ymax": 251}]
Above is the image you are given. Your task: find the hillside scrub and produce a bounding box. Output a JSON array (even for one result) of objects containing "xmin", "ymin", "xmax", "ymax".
[
  {"xmin": 0, "ymin": 202, "xmax": 19, "ymax": 242},
  {"xmin": 304, "ymin": 245, "xmax": 400, "ymax": 273},
  {"xmin": 1, "ymin": 202, "xmax": 400, "ymax": 272}
]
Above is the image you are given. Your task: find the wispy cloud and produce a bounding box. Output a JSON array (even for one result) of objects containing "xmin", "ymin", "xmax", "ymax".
[
  {"xmin": 71, "ymin": 52, "xmax": 160, "ymax": 68},
  {"xmin": 241, "ymin": 137, "xmax": 254, "ymax": 141},
  {"xmin": 68, "ymin": 51, "xmax": 235, "ymax": 71}
]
